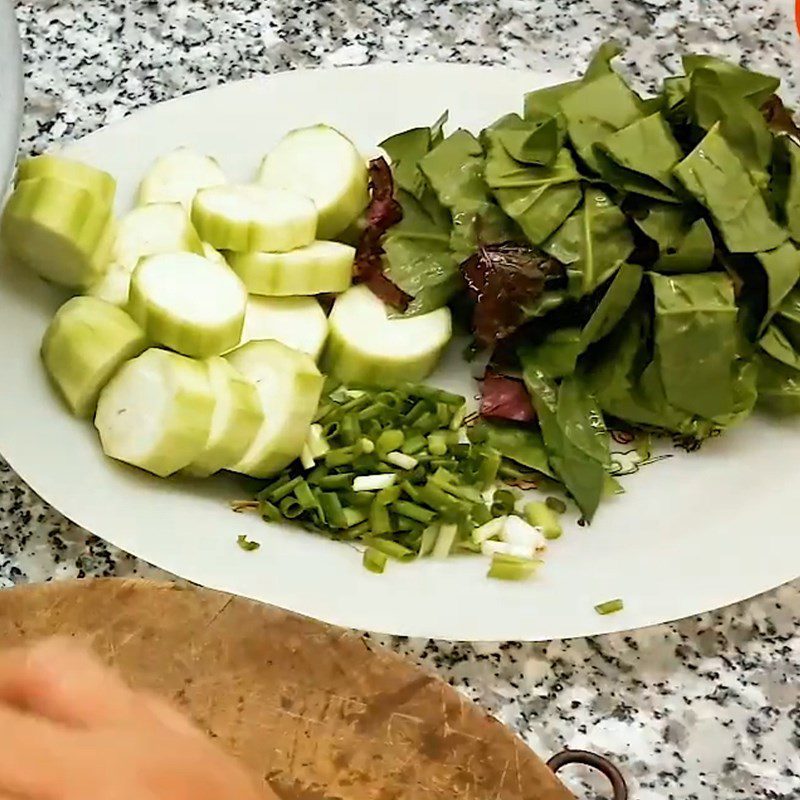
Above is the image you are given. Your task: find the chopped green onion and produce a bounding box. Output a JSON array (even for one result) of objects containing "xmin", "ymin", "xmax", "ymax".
[
  {"xmin": 432, "ymin": 523, "xmax": 458, "ymax": 559},
  {"xmin": 545, "ymin": 496, "xmax": 567, "ymax": 514},
  {"xmin": 401, "ymin": 480, "xmax": 423, "ymax": 503},
  {"xmin": 358, "ymin": 402, "xmax": 389, "ymax": 421},
  {"xmin": 491, "ymin": 489, "xmax": 517, "ymax": 516},
  {"xmin": 472, "ymin": 516, "xmax": 507, "ymax": 544},
  {"xmin": 385, "ymin": 451, "xmax": 418, "ymax": 470},
  {"xmin": 427, "ymin": 431, "xmax": 448, "ymax": 456},
  {"xmin": 315, "ymin": 473, "xmax": 354, "ymax": 490},
  {"xmin": 325, "ymin": 445, "xmax": 360, "ymax": 468},
  {"xmin": 339, "ymin": 413, "xmax": 362, "ymax": 444},
  {"xmin": 363, "ymin": 547, "xmax": 388, "ymax": 574},
  {"xmin": 258, "ymin": 499, "xmax": 282, "ymax": 523},
  {"xmin": 359, "ymin": 437, "xmax": 375, "ymax": 454},
  {"xmin": 236, "ymin": 534, "xmax": 260, "ymax": 552},
  {"xmin": 375, "ymin": 485, "xmax": 402, "ymax": 505},
  {"xmin": 268, "ymin": 476, "xmax": 303, "ymax": 502},
  {"xmin": 404, "ymin": 400, "xmax": 428, "ymax": 425},
  {"xmin": 418, "ymin": 525, "xmax": 439, "ymax": 557},
  {"xmin": 342, "ymin": 507, "xmax": 367, "ymax": 528},
  {"xmin": 402, "ymin": 384, "xmax": 465, "ymax": 407},
  {"xmin": 306, "ymin": 423, "xmax": 329, "ymax": 458},
  {"xmin": 476, "ymin": 449, "xmax": 501, "ymax": 489},
  {"xmin": 449, "ymin": 403, "xmax": 467, "ymax": 430},
  {"xmin": 369, "ymin": 500, "xmax": 392, "ymax": 535},
  {"xmin": 352, "ymin": 473, "xmax": 397, "ymax": 492},
  {"xmin": 412, "ymin": 411, "xmax": 439, "ymax": 433},
  {"xmin": 376, "ymin": 429, "xmax": 404, "ymax": 456},
  {"xmin": 294, "ymin": 480, "xmax": 318, "ymax": 510},
  {"xmin": 487, "ymin": 554, "xmax": 541, "ymax": 581},
  {"xmin": 278, "ymin": 496, "xmax": 304, "ymax": 519},
  {"xmin": 401, "ymin": 433, "xmax": 427, "ymax": 455},
  {"xmin": 317, "ymin": 492, "xmax": 348, "ymax": 528},
  {"xmin": 300, "ymin": 444, "xmax": 316, "ymax": 470},
  {"xmin": 594, "ymin": 598, "xmax": 624, "ymax": 615},
  {"xmin": 364, "ymin": 537, "xmax": 415, "ymax": 562},
  {"xmin": 417, "ymin": 482, "xmax": 463, "ymax": 515},
  {"xmin": 392, "ymin": 500, "xmax": 436, "ymax": 524},
  {"xmin": 523, "ymin": 501, "xmax": 562, "ymax": 540}
]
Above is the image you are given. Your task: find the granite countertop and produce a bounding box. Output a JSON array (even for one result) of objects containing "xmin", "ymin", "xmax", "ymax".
[{"xmin": 4, "ymin": 1, "xmax": 800, "ymax": 798}]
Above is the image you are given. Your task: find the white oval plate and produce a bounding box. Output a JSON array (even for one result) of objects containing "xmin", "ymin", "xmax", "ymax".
[{"xmin": 1, "ymin": 64, "xmax": 799, "ymax": 641}]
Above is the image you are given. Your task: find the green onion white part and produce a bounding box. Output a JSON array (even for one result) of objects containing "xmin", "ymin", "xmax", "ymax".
[
  {"xmin": 353, "ymin": 474, "xmax": 397, "ymax": 492},
  {"xmin": 226, "ymin": 240, "xmax": 354, "ymax": 296},
  {"xmin": 225, "ymin": 339, "xmax": 325, "ymax": 478},
  {"xmin": 137, "ymin": 147, "xmax": 226, "ymax": 209},
  {"xmin": 128, "ymin": 252, "xmax": 247, "ymax": 357},
  {"xmin": 191, "ymin": 185, "xmax": 317, "ymax": 253},
  {"xmin": 384, "ymin": 451, "xmax": 418, "ymax": 470},
  {"xmin": 1, "ymin": 177, "xmax": 113, "ymax": 288},
  {"xmin": 472, "ymin": 516, "xmax": 507, "ymax": 544},
  {"xmin": 238, "ymin": 296, "xmax": 328, "ymax": 360},
  {"xmin": 322, "ymin": 285, "xmax": 452, "ymax": 385},
  {"xmin": 16, "ymin": 155, "xmax": 116, "ymax": 206},
  {"xmin": 500, "ymin": 515, "xmax": 546, "ymax": 553},
  {"xmin": 257, "ymin": 125, "xmax": 369, "ymax": 239},
  {"xmin": 41, "ymin": 296, "xmax": 147, "ymax": 418},
  {"xmin": 94, "ymin": 348, "xmax": 215, "ymax": 477},
  {"xmin": 184, "ymin": 356, "xmax": 264, "ymax": 477},
  {"xmin": 481, "ymin": 539, "xmax": 536, "ymax": 559}
]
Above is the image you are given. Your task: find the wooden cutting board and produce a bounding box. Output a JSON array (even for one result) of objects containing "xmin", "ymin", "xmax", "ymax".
[{"xmin": 0, "ymin": 579, "xmax": 574, "ymax": 800}]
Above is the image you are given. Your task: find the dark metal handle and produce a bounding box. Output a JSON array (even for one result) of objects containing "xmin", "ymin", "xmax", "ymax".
[{"xmin": 547, "ymin": 749, "xmax": 628, "ymax": 800}]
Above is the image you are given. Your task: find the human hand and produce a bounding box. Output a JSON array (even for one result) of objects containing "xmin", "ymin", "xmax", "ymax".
[{"xmin": 0, "ymin": 637, "xmax": 267, "ymax": 800}]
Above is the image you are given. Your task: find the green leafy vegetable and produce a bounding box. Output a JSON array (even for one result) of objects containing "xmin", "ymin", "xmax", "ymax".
[
  {"xmin": 544, "ymin": 188, "xmax": 634, "ymax": 297},
  {"xmin": 579, "ymin": 263, "xmax": 643, "ymax": 349},
  {"xmin": 524, "ymin": 81, "xmax": 579, "ymax": 122},
  {"xmin": 682, "ymin": 54, "xmax": 779, "ymax": 108},
  {"xmin": 472, "ymin": 419, "xmax": 554, "ymax": 477},
  {"xmin": 583, "ymin": 41, "xmax": 624, "ymax": 82},
  {"xmin": 596, "ymin": 113, "xmax": 684, "ymax": 201},
  {"xmin": 674, "ymin": 123, "xmax": 787, "ymax": 253},
  {"xmin": 756, "ymin": 353, "xmax": 800, "ymax": 413},
  {"xmin": 559, "ymin": 72, "xmax": 644, "ymax": 173},
  {"xmin": 236, "ymin": 534, "xmax": 260, "ymax": 552},
  {"xmin": 775, "ymin": 287, "xmax": 800, "ymax": 349},
  {"xmin": 758, "ymin": 324, "xmax": 800, "ymax": 370},
  {"xmin": 773, "ymin": 137, "xmax": 800, "ymax": 242},
  {"xmin": 485, "ymin": 112, "xmax": 563, "ymax": 165},
  {"xmin": 633, "ymin": 202, "xmax": 715, "ymax": 273},
  {"xmin": 419, "ymin": 129, "xmax": 513, "ymax": 259},
  {"xmin": 483, "ymin": 131, "xmax": 582, "ymax": 245},
  {"xmin": 520, "ymin": 356, "xmax": 608, "ymax": 521},
  {"xmin": 521, "ymin": 327, "xmax": 583, "ymax": 379},
  {"xmin": 651, "ymin": 272, "xmax": 740, "ymax": 419},
  {"xmin": 381, "ymin": 189, "xmax": 460, "ymax": 314},
  {"xmin": 755, "ymin": 241, "xmax": 800, "ymax": 333}
]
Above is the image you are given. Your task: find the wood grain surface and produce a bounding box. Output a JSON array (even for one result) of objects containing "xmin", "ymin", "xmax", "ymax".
[{"xmin": 0, "ymin": 579, "xmax": 573, "ymax": 800}]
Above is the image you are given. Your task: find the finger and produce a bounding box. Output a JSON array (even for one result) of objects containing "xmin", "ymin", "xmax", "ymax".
[
  {"xmin": 0, "ymin": 703, "xmax": 83, "ymax": 797},
  {"xmin": 139, "ymin": 692, "xmax": 205, "ymax": 738},
  {"xmin": 0, "ymin": 637, "xmax": 138, "ymax": 726}
]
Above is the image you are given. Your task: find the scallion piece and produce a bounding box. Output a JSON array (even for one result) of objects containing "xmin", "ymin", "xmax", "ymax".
[
  {"xmin": 432, "ymin": 523, "xmax": 458, "ymax": 559},
  {"xmin": 594, "ymin": 598, "xmax": 624, "ymax": 615},
  {"xmin": 278, "ymin": 496, "xmax": 304, "ymax": 519},
  {"xmin": 315, "ymin": 473, "xmax": 354, "ymax": 490},
  {"xmin": 237, "ymin": 534, "xmax": 260, "ymax": 552},
  {"xmin": 268, "ymin": 475, "xmax": 303, "ymax": 502},
  {"xmin": 339, "ymin": 413, "xmax": 362, "ymax": 444},
  {"xmin": 418, "ymin": 525, "xmax": 439, "ymax": 557},
  {"xmin": 385, "ymin": 451, "xmax": 418, "ymax": 470},
  {"xmin": 376, "ymin": 429, "xmax": 404, "ymax": 457},
  {"xmin": 472, "ymin": 516, "xmax": 507, "ymax": 544},
  {"xmin": 412, "ymin": 411, "xmax": 439, "ymax": 433},
  {"xmin": 342, "ymin": 507, "xmax": 367, "ymax": 528},
  {"xmin": 524, "ymin": 501, "xmax": 562, "ymax": 540},
  {"xmin": 318, "ymin": 492, "xmax": 348, "ymax": 528},
  {"xmin": 294, "ymin": 480, "xmax": 318, "ymax": 510},
  {"xmin": 487, "ymin": 554, "xmax": 541, "ymax": 581},
  {"xmin": 477, "ymin": 449, "xmax": 501, "ymax": 489},
  {"xmin": 427, "ymin": 431, "xmax": 448, "ymax": 456},
  {"xmin": 369, "ymin": 500, "xmax": 392, "ymax": 535},
  {"xmin": 352, "ymin": 473, "xmax": 397, "ymax": 492},
  {"xmin": 375, "ymin": 485, "xmax": 402, "ymax": 505},
  {"xmin": 364, "ymin": 537, "xmax": 415, "ymax": 562},
  {"xmin": 392, "ymin": 500, "xmax": 436, "ymax": 524},
  {"xmin": 401, "ymin": 433, "xmax": 427, "ymax": 455},
  {"xmin": 362, "ymin": 547, "xmax": 388, "ymax": 574},
  {"xmin": 545, "ymin": 496, "xmax": 568, "ymax": 514},
  {"xmin": 258, "ymin": 499, "xmax": 282, "ymax": 523}
]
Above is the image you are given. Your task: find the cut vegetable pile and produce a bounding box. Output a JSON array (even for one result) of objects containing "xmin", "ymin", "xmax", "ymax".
[{"xmin": 5, "ymin": 45, "xmax": 800, "ymax": 580}]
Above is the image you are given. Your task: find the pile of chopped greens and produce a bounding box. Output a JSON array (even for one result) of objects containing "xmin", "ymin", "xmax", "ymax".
[{"xmin": 351, "ymin": 44, "xmax": 800, "ymax": 522}]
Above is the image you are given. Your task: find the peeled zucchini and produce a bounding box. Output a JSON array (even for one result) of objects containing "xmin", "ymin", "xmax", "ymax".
[
  {"xmin": 1, "ymin": 177, "xmax": 113, "ymax": 288},
  {"xmin": 16, "ymin": 154, "xmax": 116, "ymax": 206},
  {"xmin": 191, "ymin": 185, "xmax": 317, "ymax": 253},
  {"xmin": 225, "ymin": 340, "xmax": 324, "ymax": 478},
  {"xmin": 257, "ymin": 125, "xmax": 368, "ymax": 239},
  {"xmin": 137, "ymin": 147, "xmax": 226, "ymax": 209},
  {"xmin": 41, "ymin": 296, "xmax": 147, "ymax": 418},
  {"xmin": 227, "ymin": 240, "xmax": 354, "ymax": 296},
  {"xmin": 128, "ymin": 252, "xmax": 247, "ymax": 357},
  {"xmin": 184, "ymin": 356, "xmax": 264, "ymax": 477},
  {"xmin": 323, "ymin": 285, "xmax": 452, "ymax": 385},
  {"xmin": 112, "ymin": 202, "xmax": 204, "ymax": 269},
  {"xmin": 94, "ymin": 348, "xmax": 215, "ymax": 477},
  {"xmin": 86, "ymin": 261, "xmax": 132, "ymax": 307},
  {"xmin": 239, "ymin": 296, "xmax": 328, "ymax": 360},
  {"xmin": 201, "ymin": 242, "xmax": 228, "ymax": 268}
]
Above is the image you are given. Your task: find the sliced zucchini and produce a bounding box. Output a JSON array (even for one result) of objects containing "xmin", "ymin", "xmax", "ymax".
[
  {"xmin": 227, "ymin": 240, "xmax": 354, "ymax": 296},
  {"xmin": 1, "ymin": 177, "xmax": 113, "ymax": 289},
  {"xmin": 128, "ymin": 252, "xmax": 246, "ymax": 357},
  {"xmin": 41, "ymin": 296, "xmax": 147, "ymax": 418},
  {"xmin": 94, "ymin": 348, "xmax": 215, "ymax": 477},
  {"xmin": 257, "ymin": 125, "xmax": 369, "ymax": 239},
  {"xmin": 184, "ymin": 356, "xmax": 264, "ymax": 477},
  {"xmin": 137, "ymin": 147, "xmax": 226, "ymax": 209},
  {"xmin": 86, "ymin": 261, "xmax": 132, "ymax": 307},
  {"xmin": 323, "ymin": 285, "xmax": 452, "ymax": 385},
  {"xmin": 225, "ymin": 340, "xmax": 324, "ymax": 478},
  {"xmin": 201, "ymin": 241, "xmax": 228, "ymax": 268},
  {"xmin": 16, "ymin": 154, "xmax": 116, "ymax": 206},
  {"xmin": 112, "ymin": 202, "xmax": 203, "ymax": 270},
  {"xmin": 239, "ymin": 296, "xmax": 328, "ymax": 360},
  {"xmin": 191, "ymin": 185, "xmax": 317, "ymax": 253}
]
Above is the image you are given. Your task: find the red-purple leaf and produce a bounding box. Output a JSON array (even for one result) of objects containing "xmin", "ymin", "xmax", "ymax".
[
  {"xmin": 353, "ymin": 158, "xmax": 412, "ymax": 310},
  {"xmin": 761, "ymin": 94, "xmax": 800, "ymax": 141},
  {"xmin": 462, "ymin": 241, "xmax": 562, "ymax": 345},
  {"xmin": 479, "ymin": 370, "xmax": 535, "ymax": 423}
]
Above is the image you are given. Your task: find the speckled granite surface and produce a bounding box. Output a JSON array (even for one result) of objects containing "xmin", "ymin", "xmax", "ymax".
[{"xmin": 4, "ymin": 1, "xmax": 800, "ymax": 798}]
